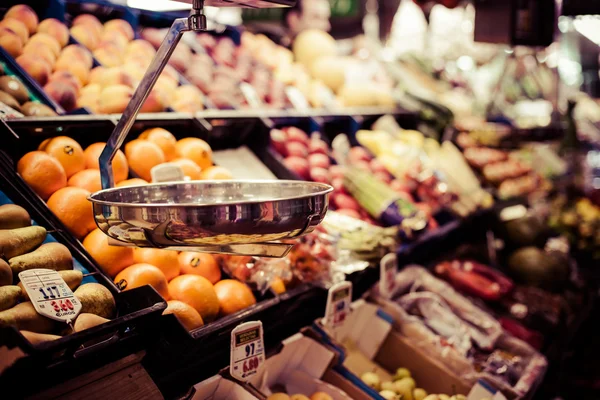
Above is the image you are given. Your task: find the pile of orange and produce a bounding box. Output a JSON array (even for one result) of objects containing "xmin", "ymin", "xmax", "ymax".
[{"xmin": 16, "ymin": 128, "xmax": 254, "ymax": 332}]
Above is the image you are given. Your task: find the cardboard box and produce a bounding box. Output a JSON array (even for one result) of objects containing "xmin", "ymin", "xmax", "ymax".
[
  {"xmin": 193, "ymin": 374, "xmax": 261, "ymax": 400},
  {"xmin": 317, "ymin": 300, "xmax": 471, "ymax": 400},
  {"xmin": 248, "ymin": 332, "xmax": 366, "ymax": 400}
]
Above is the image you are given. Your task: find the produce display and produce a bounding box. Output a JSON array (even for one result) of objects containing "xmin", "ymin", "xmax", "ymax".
[
  {"xmin": 0, "ymin": 201, "xmax": 116, "ymax": 344},
  {"xmin": 0, "ymin": 60, "xmax": 57, "ymax": 117},
  {"xmin": 360, "ymin": 368, "xmax": 461, "ymax": 400}
]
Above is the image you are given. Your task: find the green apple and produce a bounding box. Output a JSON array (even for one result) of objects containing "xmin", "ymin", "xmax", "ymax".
[
  {"xmin": 414, "ymin": 388, "xmax": 428, "ymax": 400},
  {"xmin": 361, "ymin": 372, "xmax": 381, "ymax": 391},
  {"xmin": 393, "ymin": 367, "xmax": 411, "ymax": 380},
  {"xmin": 379, "ymin": 390, "xmax": 400, "ymax": 400}
]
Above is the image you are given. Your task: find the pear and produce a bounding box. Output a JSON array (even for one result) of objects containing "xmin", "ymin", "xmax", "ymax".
[
  {"xmin": 0, "ymin": 258, "xmax": 12, "ymax": 286},
  {"xmin": 393, "ymin": 367, "xmax": 411, "ymax": 380},
  {"xmin": 414, "ymin": 388, "xmax": 428, "ymax": 400},
  {"xmin": 9, "ymin": 242, "xmax": 73, "ymax": 274},
  {"xmin": 439, "ymin": 396, "xmax": 450, "ymax": 400},
  {"xmin": 310, "ymin": 393, "xmax": 333, "ymax": 400},
  {"xmin": 381, "ymin": 381, "xmax": 396, "ymax": 392},
  {"xmin": 0, "ymin": 285, "xmax": 22, "ymax": 311},
  {"xmin": 0, "ymin": 204, "xmax": 31, "ymax": 229},
  {"xmin": 0, "ymin": 302, "xmax": 56, "ymax": 333},
  {"xmin": 20, "ymin": 330, "xmax": 61, "ymax": 345},
  {"xmin": 73, "ymin": 313, "xmax": 110, "ymax": 332},
  {"xmin": 0, "ymin": 226, "xmax": 46, "ymax": 260},
  {"xmin": 290, "ymin": 396, "xmax": 310, "ymax": 400},
  {"xmin": 75, "ymin": 283, "xmax": 116, "ymax": 319},
  {"xmin": 380, "ymin": 390, "xmax": 400, "ymax": 400},
  {"xmin": 267, "ymin": 395, "xmax": 290, "ymax": 400},
  {"xmin": 394, "ymin": 378, "xmax": 416, "ymax": 400},
  {"xmin": 19, "ymin": 270, "xmax": 83, "ymax": 301},
  {"xmin": 361, "ymin": 371, "xmax": 381, "ymax": 391}
]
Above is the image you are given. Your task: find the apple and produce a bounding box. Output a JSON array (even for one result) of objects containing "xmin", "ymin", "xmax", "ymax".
[
  {"xmin": 348, "ymin": 146, "xmax": 371, "ymax": 162},
  {"xmin": 270, "ymin": 129, "xmax": 288, "ymax": 156},
  {"xmin": 360, "ymin": 372, "xmax": 381, "ymax": 391},
  {"xmin": 331, "ymin": 177, "xmax": 345, "ymax": 193},
  {"xmin": 355, "ymin": 161, "xmax": 371, "ymax": 171},
  {"xmin": 283, "ymin": 157, "xmax": 309, "ymax": 179},
  {"xmin": 310, "ymin": 167, "xmax": 330, "ymax": 184},
  {"xmin": 370, "ymin": 158, "xmax": 388, "ymax": 173},
  {"xmin": 286, "ymin": 142, "xmax": 308, "ymax": 158},
  {"xmin": 284, "ymin": 126, "xmax": 309, "ymax": 145},
  {"xmin": 333, "ymin": 193, "xmax": 360, "ymax": 211},
  {"xmin": 309, "ymin": 139, "xmax": 329, "ymax": 155},
  {"xmin": 308, "ymin": 153, "xmax": 330, "ymax": 169},
  {"xmin": 374, "ymin": 171, "xmax": 392, "ymax": 184}
]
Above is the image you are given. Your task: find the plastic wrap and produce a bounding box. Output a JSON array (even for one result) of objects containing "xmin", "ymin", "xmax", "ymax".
[{"xmin": 371, "ymin": 266, "xmax": 547, "ymax": 398}]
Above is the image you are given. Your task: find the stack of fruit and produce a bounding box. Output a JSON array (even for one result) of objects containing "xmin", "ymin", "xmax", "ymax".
[
  {"xmin": 0, "ymin": 63, "xmax": 56, "ymax": 116},
  {"xmin": 0, "ymin": 203, "xmax": 116, "ymax": 344},
  {"xmin": 64, "ymin": 13, "xmax": 203, "ymax": 114},
  {"xmin": 361, "ymin": 368, "xmax": 464, "ymax": 400},
  {"xmin": 267, "ymin": 392, "xmax": 333, "ymax": 400},
  {"xmin": 15, "ymin": 129, "xmax": 261, "ymax": 332}
]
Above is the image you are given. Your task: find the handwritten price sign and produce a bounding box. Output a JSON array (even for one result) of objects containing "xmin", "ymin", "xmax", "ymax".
[
  {"xmin": 230, "ymin": 321, "xmax": 265, "ymax": 381},
  {"xmin": 18, "ymin": 269, "xmax": 81, "ymax": 323}
]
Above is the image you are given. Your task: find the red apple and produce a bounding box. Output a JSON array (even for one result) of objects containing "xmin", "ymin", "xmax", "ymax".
[
  {"xmin": 330, "ymin": 165, "xmax": 346, "ymax": 179},
  {"xmin": 355, "ymin": 161, "xmax": 371, "ymax": 171},
  {"xmin": 348, "ymin": 146, "xmax": 371, "ymax": 162},
  {"xmin": 286, "ymin": 142, "xmax": 308, "ymax": 158},
  {"xmin": 270, "ymin": 129, "xmax": 288, "ymax": 156},
  {"xmin": 370, "ymin": 159, "xmax": 388, "ymax": 174},
  {"xmin": 284, "ymin": 126, "xmax": 309, "ymax": 145},
  {"xmin": 309, "ymin": 139, "xmax": 329, "ymax": 155},
  {"xmin": 331, "ymin": 177, "xmax": 345, "ymax": 193},
  {"xmin": 283, "ymin": 157, "xmax": 310, "ymax": 179},
  {"xmin": 374, "ymin": 171, "xmax": 392, "ymax": 184},
  {"xmin": 308, "ymin": 153, "xmax": 330, "ymax": 169},
  {"xmin": 333, "ymin": 193, "xmax": 360, "ymax": 211},
  {"xmin": 310, "ymin": 167, "xmax": 330, "ymax": 184}
]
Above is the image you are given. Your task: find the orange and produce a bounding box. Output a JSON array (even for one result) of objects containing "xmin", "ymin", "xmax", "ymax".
[
  {"xmin": 17, "ymin": 151, "xmax": 67, "ymax": 200},
  {"xmin": 169, "ymin": 158, "xmax": 202, "ymax": 180},
  {"xmin": 163, "ymin": 300, "xmax": 204, "ymax": 331},
  {"xmin": 67, "ymin": 169, "xmax": 101, "ymax": 193},
  {"xmin": 168, "ymin": 275, "xmax": 219, "ymax": 323},
  {"xmin": 139, "ymin": 128, "xmax": 177, "ymax": 161},
  {"xmin": 175, "ymin": 137, "xmax": 212, "ymax": 170},
  {"xmin": 133, "ymin": 248, "xmax": 180, "ymax": 281},
  {"xmin": 47, "ymin": 187, "xmax": 96, "ymax": 239},
  {"xmin": 124, "ymin": 139, "xmax": 165, "ymax": 182},
  {"xmin": 116, "ymin": 178, "xmax": 148, "ymax": 187},
  {"xmin": 38, "ymin": 136, "xmax": 86, "ymax": 178},
  {"xmin": 114, "ymin": 263, "xmax": 170, "ymax": 300},
  {"xmin": 199, "ymin": 166, "xmax": 233, "ymax": 180},
  {"xmin": 83, "ymin": 228, "xmax": 134, "ymax": 277},
  {"xmin": 214, "ymin": 280, "xmax": 257, "ymax": 317},
  {"xmin": 177, "ymin": 252, "xmax": 221, "ymax": 284},
  {"xmin": 84, "ymin": 142, "xmax": 129, "ymax": 183}
]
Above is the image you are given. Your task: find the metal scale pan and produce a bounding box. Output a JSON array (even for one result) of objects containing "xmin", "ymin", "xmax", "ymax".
[{"xmin": 88, "ymin": 0, "xmax": 332, "ymax": 257}]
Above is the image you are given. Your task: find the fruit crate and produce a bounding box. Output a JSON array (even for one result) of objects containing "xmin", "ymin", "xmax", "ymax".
[{"xmin": 0, "ymin": 149, "xmax": 166, "ymax": 397}]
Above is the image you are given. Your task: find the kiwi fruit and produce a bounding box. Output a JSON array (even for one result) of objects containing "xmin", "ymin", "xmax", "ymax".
[
  {"xmin": 0, "ymin": 76, "xmax": 29, "ymax": 104},
  {"xmin": 0, "ymin": 90, "xmax": 21, "ymax": 111},
  {"xmin": 21, "ymin": 102, "xmax": 56, "ymax": 117}
]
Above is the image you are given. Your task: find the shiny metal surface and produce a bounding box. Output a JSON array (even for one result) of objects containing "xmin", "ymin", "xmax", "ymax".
[{"xmin": 89, "ymin": 181, "xmax": 332, "ymax": 253}]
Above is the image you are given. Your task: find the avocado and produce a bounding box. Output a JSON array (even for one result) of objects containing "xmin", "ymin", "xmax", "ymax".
[
  {"xmin": 504, "ymin": 215, "xmax": 545, "ymax": 246},
  {"xmin": 507, "ymin": 246, "xmax": 569, "ymax": 291}
]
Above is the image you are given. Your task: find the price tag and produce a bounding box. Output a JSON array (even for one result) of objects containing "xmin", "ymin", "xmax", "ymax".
[
  {"xmin": 240, "ymin": 83, "xmax": 262, "ymax": 109},
  {"xmin": 18, "ymin": 269, "xmax": 81, "ymax": 324},
  {"xmin": 230, "ymin": 321, "xmax": 265, "ymax": 381},
  {"xmin": 379, "ymin": 253, "xmax": 397, "ymax": 299},
  {"xmin": 323, "ymin": 281, "xmax": 352, "ymax": 329},
  {"xmin": 151, "ymin": 163, "xmax": 185, "ymax": 183},
  {"xmin": 285, "ymin": 86, "xmax": 310, "ymax": 111}
]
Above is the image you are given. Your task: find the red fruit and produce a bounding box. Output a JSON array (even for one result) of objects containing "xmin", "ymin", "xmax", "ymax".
[
  {"xmin": 330, "ymin": 165, "xmax": 346, "ymax": 179},
  {"xmin": 355, "ymin": 161, "xmax": 371, "ymax": 171},
  {"xmin": 333, "ymin": 193, "xmax": 360, "ymax": 211},
  {"xmin": 370, "ymin": 159, "xmax": 388, "ymax": 174},
  {"xmin": 331, "ymin": 177, "xmax": 345, "ymax": 193},
  {"xmin": 391, "ymin": 179, "xmax": 412, "ymax": 193},
  {"xmin": 286, "ymin": 142, "xmax": 308, "ymax": 158},
  {"xmin": 283, "ymin": 157, "xmax": 309, "ymax": 179},
  {"xmin": 308, "ymin": 153, "xmax": 330, "ymax": 169},
  {"xmin": 270, "ymin": 129, "xmax": 288, "ymax": 156},
  {"xmin": 336, "ymin": 208, "xmax": 362, "ymax": 219},
  {"xmin": 348, "ymin": 147, "xmax": 371, "ymax": 162},
  {"xmin": 310, "ymin": 167, "xmax": 330, "ymax": 184},
  {"xmin": 309, "ymin": 139, "xmax": 329, "ymax": 155},
  {"xmin": 374, "ymin": 171, "xmax": 392, "ymax": 184},
  {"xmin": 284, "ymin": 126, "xmax": 309, "ymax": 145}
]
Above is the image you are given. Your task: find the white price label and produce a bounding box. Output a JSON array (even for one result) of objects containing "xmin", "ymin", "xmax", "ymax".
[
  {"xmin": 323, "ymin": 281, "xmax": 352, "ymax": 329},
  {"xmin": 230, "ymin": 321, "xmax": 265, "ymax": 381},
  {"xmin": 240, "ymin": 83, "xmax": 262, "ymax": 109},
  {"xmin": 285, "ymin": 86, "xmax": 310, "ymax": 111},
  {"xmin": 379, "ymin": 253, "xmax": 397, "ymax": 299},
  {"xmin": 151, "ymin": 163, "xmax": 185, "ymax": 183},
  {"xmin": 18, "ymin": 269, "xmax": 81, "ymax": 324}
]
